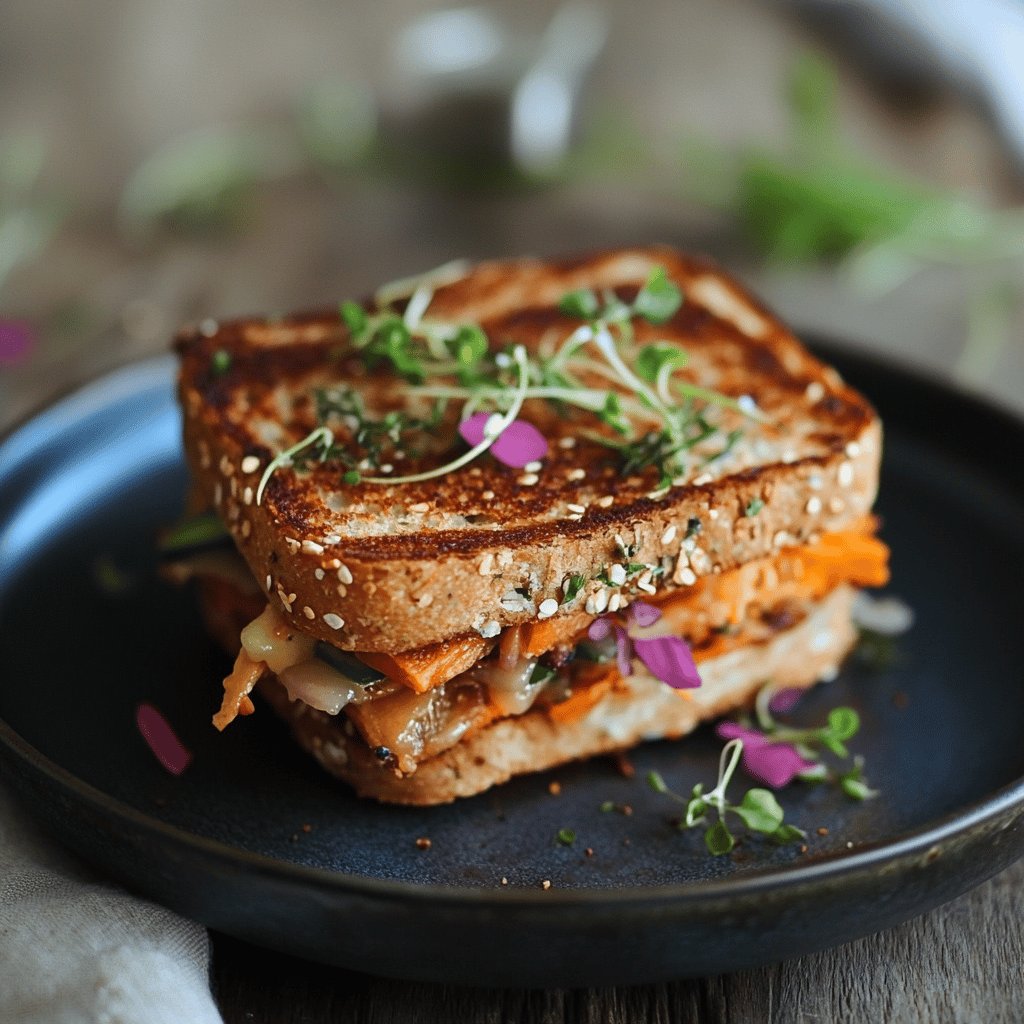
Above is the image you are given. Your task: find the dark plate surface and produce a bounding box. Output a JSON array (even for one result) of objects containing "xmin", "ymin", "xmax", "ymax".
[{"xmin": 1, "ymin": 341, "xmax": 1023, "ymax": 987}]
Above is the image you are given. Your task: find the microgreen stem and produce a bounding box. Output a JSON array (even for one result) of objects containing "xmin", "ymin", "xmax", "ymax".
[
  {"xmin": 358, "ymin": 345, "xmax": 532, "ymax": 485},
  {"xmin": 256, "ymin": 426, "xmax": 334, "ymax": 506}
]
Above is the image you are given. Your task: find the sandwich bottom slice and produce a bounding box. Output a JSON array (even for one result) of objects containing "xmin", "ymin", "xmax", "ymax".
[{"xmin": 191, "ymin": 523, "xmax": 887, "ymax": 805}]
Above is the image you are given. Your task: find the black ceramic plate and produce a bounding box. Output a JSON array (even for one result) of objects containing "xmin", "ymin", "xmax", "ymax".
[{"xmin": 1, "ymin": 342, "xmax": 1023, "ymax": 988}]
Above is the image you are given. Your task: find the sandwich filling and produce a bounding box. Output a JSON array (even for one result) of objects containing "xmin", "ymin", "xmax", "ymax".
[{"xmin": 194, "ymin": 521, "xmax": 888, "ymax": 775}]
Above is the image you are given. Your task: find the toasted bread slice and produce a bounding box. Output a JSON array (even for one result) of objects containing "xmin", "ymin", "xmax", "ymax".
[
  {"xmin": 176, "ymin": 247, "xmax": 880, "ymax": 653},
  {"xmin": 199, "ymin": 578, "xmax": 856, "ymax": 805}
]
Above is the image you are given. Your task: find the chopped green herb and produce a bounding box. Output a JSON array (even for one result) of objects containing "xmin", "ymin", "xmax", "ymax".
[
  {"xmin": 210, "ymin": 349, "xmax": 231, "ymax": 376},
  {"xmin": 556, "ymin": 828, "xmax": 576, "ymax": 846},
  {"xmin": 562, "ymin": 573, "xmax": 587, "ymax": 604},
  {"xmin": 599, "ymin": 800, "xmax": 616, "ymax": 813},
  {"xmin": 744, "ymin": 497, "xmax": 764, "ymax": 517},
  {"xmin": 558, "ymin": 288, "xmax": 600, "ymax": 320},
  {"xmin": 685, "ymin": 517, "xmax": 702, "ymax": 538}
]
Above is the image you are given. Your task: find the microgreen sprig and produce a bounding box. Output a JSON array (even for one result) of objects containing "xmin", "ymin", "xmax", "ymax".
[{"xmin": 648, "ymin": 739, "xmax": 805, "ymax": 855}]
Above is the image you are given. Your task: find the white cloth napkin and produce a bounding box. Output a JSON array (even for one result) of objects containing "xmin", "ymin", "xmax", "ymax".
[{"xmin": 0, "ymin": 783, "xmax": 223, "ymax": 1024}]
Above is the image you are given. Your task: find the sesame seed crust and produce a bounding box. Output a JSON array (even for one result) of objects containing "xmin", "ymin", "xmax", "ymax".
[{"xmin": 176, "ymin": 246, "xmax": 881, "ymax": 652}]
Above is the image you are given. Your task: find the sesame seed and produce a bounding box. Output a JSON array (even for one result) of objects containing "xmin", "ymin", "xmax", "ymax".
[
  {"xmin": 240, "ymin": 520, "xmax": 251, "ymax": 538},
  {"xmin": 478, "ymin": 553, "xmax": 494, "ymax": 576},
  {"xmin": 417, "ymin": 593, "xmax": 434, "ymax": 608},
  {"xmin": 241, "ymin": 486, "xmax": 253, "ymax": 506},
  {"xmin": 679, "ymin": 567, "xmax": 697, "ymax": 586},
  {"xmin": 285, "ymin": 538, "xmax": 300, "ymax": 555},
  {"xmin": 302, "ymin": 540, "xmax": 324, "ymax": 555},
  {"xmin": 265, "ymin": 574, "xmax": 273, "ymax": 592},
  {"xmin": 302, "ymin": 605, "xmax": 315, "ymax": 620},
  {"xmin": 327, "ymin": 558, "xmax": 341, "ymax": 569},
  {"xmin": 336, "ymin": 585, "xmax": 347, "ymax": 597},
  {"xmin": 566, "ymin": 513, "xmax": 583, "ymax": 521},
  {"xmin": 806, "ymin": 381, "xmax": 825, "ymax": 402},
  {"xmin": 806, "ymin": 496, "xmax": 822, "ymax": 515},
  {"xmin": 637, "ymin": 580, "xmax": 657, "ymax": 595},
  {"xmin": 314, "ymin": 568, "xmax": 325, "ymax": 580},
  {"xmin": 229, "ymin": 477, "xmax": 238, "ymax": 498},
  {"xmin": 336, "ymin": 564, "xmax": 353, "ymax": 585},
  {"xmin": 409, "ymin": 502, "xmax": 430, "ymax": 514},
  {"xmin": 661, "ymin": 525, "xmax": 677, "ymax": 545},
  {"xmin": 278, "ymin": 591, "xmax": 294, "ymax": 613},
  {"xmin": 479, "ymin": 620, "xmax": 500, "ymax": 639},
  {"xmin": 838, "ymin": 462, "xmax": 854, "ymax": 487},
  {"xmin": 692, "ymin": 473, "xmax": 713, "ymax": 486},
  {"xmin": 213, "ymin": 482, "xmax": 223, "ymax": 506},
  {"xmin": 647, "ymin": 487, "xmax": 670, "ymax": 500},
  {"xmin": 324, "ymin": 534, "xmax": 341, "ymax": 545},
  {"xmin": 845, "ymin": 441, "xmax": 861, "ymax": 458},
  {"xmin": 567, "ymin": 468, "xmax": 586, "ymax": 481},
  {"xmin": 558, "ymin": 437, "xmax": 576, "ymax": 449},
  {"xmin": 708, "ymin": 508, "xmax": 719, "ymax": 520},
  {"xmin": 482, "ymin": 490, "xmax": 495, "ymax": 501},
  {"xmin": 828, "ymin": 496, "xmax": 845, "ymax": 514},
  {"xmin": 782, "ymin": 450, "xmax": 797, "ymax": 464},
  {"xmin": 808, "ymin": 474, "xmax": 824, "ymax": 491},
  {"xmin": 240, "ymin": 455, "xmax": 260, "ymax": 474},
  {"xmin": 219, "ymin": 455, "xmax": 234, "ymax": 477},
  {"xmin": 538, "ymin": 598, "xmax": 558, "ymax": 619},
  {"xmin": 597, "ymin": 495, "xmax": 614, "ymax": 508},
  {"xmin": 593, "ymin": 588, "xmax": 609, "ymax": 614},
  {"xmin": 227, "ymin": 502, "xmax": 240, "ymax": 522},
  {"xmin": 737, "ymin": 394, "xmax": 758, "ymax": 416},
  {"xmin": 518, "ymin": 473, "xmax": 539, "ymax": 486},
  {"xmin": 321, "ymin": 612, "xmax": 344, "ymax": 630},
  {"xmin": 773, "ymin": 531, "xmax": 789, "ymax": 547},
  {"xmin": 609, "ymin": 564, "xmax": 627, "ymax": 586},
  {"xmin": 524, "ymin": 461, "xmax": 542, "ymax": 473},
  {"xmin": 585, "ymin": 597, "xmax": 597, "ymax": 614},
  {"xmin": 608, "ymin": 593, "xmax": 622, "ymax": 612}
]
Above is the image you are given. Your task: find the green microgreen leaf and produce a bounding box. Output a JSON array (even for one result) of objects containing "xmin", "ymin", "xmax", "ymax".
[
  {"xmin": 731, "ymin": 788, "xmax": 785, "ymax": 834},
  {"xmin": 636, "ymin": 343, "xmax": 687, "ymax": 384},
  {"xmin": 646, "ymin": 770, "xmax": 669, "ymax": 794},
  {"xmin": 340, "ymin": 300, "xmax": 368, "ymax": 335},
  {"xmin": 599, "ymin": 800, "xmax": 616, "ymax": 813},
  {"xmin": 556, "ymin": 828, "xmax": 576, "ymax": 846},
  {"xmin": 632, "ymin": 267, "xmax": 683, "ymax": 324},
  {"xmin": 827, "ymin": 707, "xmax": 860, "ymax": 742},
  {"xmin": 558, "ymin": 288, "xmax": 600, "ymax": 320},
  {"xmin": 770, "ymin": 823, "xmax": 807, "ymax": 845},
  {"xmin": 704, "ymin": 819, "xmax": 735, "ymax": 856}
]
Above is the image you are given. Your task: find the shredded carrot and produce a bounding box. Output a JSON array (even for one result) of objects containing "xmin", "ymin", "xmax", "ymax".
[
  {"xmin": 547, "ymin": 672, "xmax": 617, "ymax": 723},
  {"xmin": 213, "ymin": 649, "xmax": 265, "ymax": 731},
  {"xmin": 359, "ymin": 633, "xmax": 494, "ymax": 694}
]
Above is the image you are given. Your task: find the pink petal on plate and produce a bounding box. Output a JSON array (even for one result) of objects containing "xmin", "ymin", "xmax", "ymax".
[
  {"xmin": 457, "ymin": 414, "xmax": 548, "ymax": 468},
  {"xmin": 768, "ymin": 687, "xmax": 805, "ymax": 714},
  {"xmin": 588, "ymin": 616, "xmax": 613, "ymax": 642},
  {"xmin": 136, "ymin": 702, "xmax": 192, "ymax": 775},
  {"xmin": 742, "ymin": 742, "xmax": 816, "ymax": 789},
  {"xmin": 628, "ymin": 601, "xmax": 661, "ymax": 628},
  {"xmin": 0, "ymin": 320, "xmax": 35, "ymax": 365},
  {"xmin": 633, "ymin": 635, "xmax": 702, "ymax": 689},
  {"xmin": 716, "ymin": 721, "xmax": 769, "ymax": 748}
]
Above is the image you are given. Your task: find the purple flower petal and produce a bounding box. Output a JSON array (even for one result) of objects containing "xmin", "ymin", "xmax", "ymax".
[
  {"xmin": 715, "ymin": 722, "xmax": 815, "ymax": 788},
  {"xmin": 716, "ymin": 722, "xmax": 768, "ymax": 748},
  {"xmin": 628, "ymin": 601, "xmax": 661, "ymax": 628},
  {"xmin": 458, "ymin": 413, "xmax": 547, "ymax": 468},
  {"xmin": 768, "ymin": 687, "xmax": 805, "ymax": 714},
  {"xmin": 614, "ymin": 625, "xmax": 633, "ymax": 678},
  {"xmin": 633, "ymin": 635, "xmax": 702, "ymax": 689},
  {"xmin": 0, "ymin": 320, "xmax": 35, "ymax": 365},
  {"xmin": 588, "ymin": 616, "xmax": 613, "ymax": 642},
  {"xmin": 742, "ymin": 743, "xmax": 816, "ymax": 789}
]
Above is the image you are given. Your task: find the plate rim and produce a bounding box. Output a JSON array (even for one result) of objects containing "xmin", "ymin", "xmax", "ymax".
[{"xmin": 2, "ymin": 341, "xmax": 1024, "ymax": 909}]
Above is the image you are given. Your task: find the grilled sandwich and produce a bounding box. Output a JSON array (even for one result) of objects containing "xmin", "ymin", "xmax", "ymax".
[{"xmin": 170, "ymin": 246, "xmax": 888, "ymax": 804}]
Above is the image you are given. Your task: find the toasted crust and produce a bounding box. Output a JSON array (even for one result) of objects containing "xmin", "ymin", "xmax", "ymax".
[
  {"xmin": 254, "ymin": 585, "xmax": 856, "ymax": 805},
  {"xmin": 177, "ymin": 247, "xmax": 880, "ymax": 652}
]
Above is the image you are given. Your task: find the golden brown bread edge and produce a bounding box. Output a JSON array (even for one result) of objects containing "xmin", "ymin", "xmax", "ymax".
[
  {"xmin": 176, "ymin": 246, "xmax": 881, "ymax": 653},
  {"xmin": 200, "ymin": 579, "xmax": 857, "ymax": 805}
]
